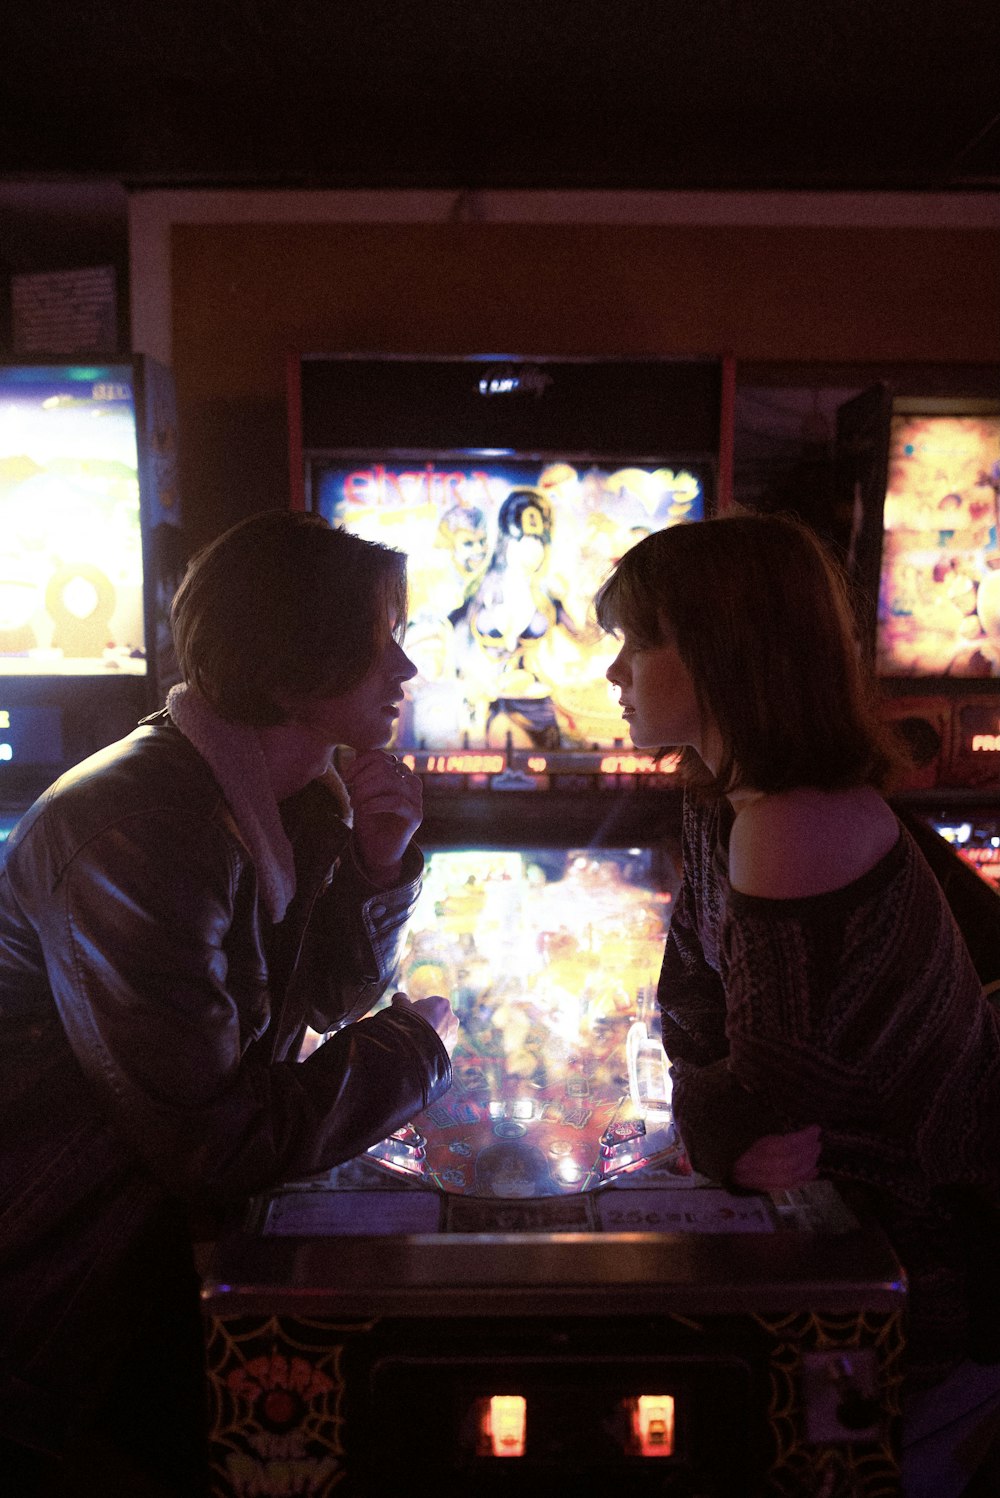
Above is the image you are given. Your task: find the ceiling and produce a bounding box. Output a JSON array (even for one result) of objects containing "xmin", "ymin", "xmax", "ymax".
[{"xmin": 3, "ymin": 0, "xmax": 1000, "ymax": 191}]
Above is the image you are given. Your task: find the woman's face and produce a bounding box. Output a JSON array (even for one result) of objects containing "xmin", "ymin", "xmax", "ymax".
[{"xmin": 606, "ymin": 625, "xmax": 706, "ymax": 756}]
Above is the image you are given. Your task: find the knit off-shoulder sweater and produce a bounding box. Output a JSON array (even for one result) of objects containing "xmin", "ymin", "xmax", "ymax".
[{"xmin": 659, "ymin": 792, "xmax": 1000, "ymax": 1386}]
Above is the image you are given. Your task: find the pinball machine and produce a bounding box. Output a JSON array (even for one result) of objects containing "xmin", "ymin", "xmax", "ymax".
[{"xmin": 201, "ymin": 356, "xmax": 908, "ymax": 1498}]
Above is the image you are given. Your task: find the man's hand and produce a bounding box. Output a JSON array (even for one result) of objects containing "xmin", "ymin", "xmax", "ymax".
[
  {"xmin": 343, "ymin": 751, "xmax": 422, "ymax": 885},
  {"xmin": 731, "ymin": 1125, "xmax": 822, "ymax": 1192},
  {"xmin": 390, "ymin": 991, "xmax": 460, "ymax": 1056}
]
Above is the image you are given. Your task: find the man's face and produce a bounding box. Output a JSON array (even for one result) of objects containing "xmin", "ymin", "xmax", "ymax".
[{"xmin": 287, "ymin": 636, "xmax": 417, "ymax": 753}]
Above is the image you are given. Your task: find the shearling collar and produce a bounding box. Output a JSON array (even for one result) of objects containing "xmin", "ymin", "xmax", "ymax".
[{"xmin": 166, "ymin": 683, "xmax": 349, "ymax": 924}]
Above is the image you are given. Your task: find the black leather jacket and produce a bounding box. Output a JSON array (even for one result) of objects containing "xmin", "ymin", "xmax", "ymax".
[{"xmin": 0, "ymin": 717, "xmax": 451, "ymax": 1450}]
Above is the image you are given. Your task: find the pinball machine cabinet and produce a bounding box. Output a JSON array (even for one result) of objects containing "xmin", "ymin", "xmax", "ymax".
[
  {"xmin": 201, "ymin": 357, "xmax": 906, "ymax": 1497},
  {"xmin": 202, "ymin": 1175, "xmax": 904, "ymax": 1498}
]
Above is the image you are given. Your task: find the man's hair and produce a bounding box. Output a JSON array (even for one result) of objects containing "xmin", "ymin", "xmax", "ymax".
[
  {"xmin": 594, "ymin": 509, "xmax": 907, "ymax": 795},
  {"xmin": 171, "ymin": 510, "xmax": 407, "ymax": 725}
]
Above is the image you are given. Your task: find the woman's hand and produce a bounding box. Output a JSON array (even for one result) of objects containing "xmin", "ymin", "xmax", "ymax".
[
  {"xmin": 731, "ymin": 1124, "xmax": 822, "ymax": 1192},
  {"xmin": 391, "ymin": 991, "xmax": 460, "ymax": 1056},
  {"xmin": 343, "ymin": 750, "xmax": 422, "ymax": 884}
]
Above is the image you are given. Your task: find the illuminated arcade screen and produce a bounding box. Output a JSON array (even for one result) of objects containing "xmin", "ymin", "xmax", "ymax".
[
  {"xmin": 0, "ymin": 365, "xmax": 146, "ymax": 677},
  {"xmin": 311, "ymin": 457, "xmax": 708, "ymax": 750},
  {"xmin": 931, "ymin": 816, "xmax": 1000, "ymax": 891},
  {"xmin": 877, "ymin": 414, "xmax": 1000, "ymax": 678},
  {"xmin": 362, "ymin": 844, "xmax": 687, "ymax": 1197}
]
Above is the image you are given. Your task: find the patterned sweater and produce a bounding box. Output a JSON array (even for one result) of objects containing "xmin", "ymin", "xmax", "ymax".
[{"xmin": 659, "ymin": 792, "xmax": 1000, "ymax": 1386}]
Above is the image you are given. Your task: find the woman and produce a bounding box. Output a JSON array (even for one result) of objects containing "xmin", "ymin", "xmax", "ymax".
[
  {"xmin": 595, "ymin": 509, "xmax": 1000, "ymax": 1497},
  {"xmin": 0, "ymin": 510, "xmax": 458, "ymax": 1493}
]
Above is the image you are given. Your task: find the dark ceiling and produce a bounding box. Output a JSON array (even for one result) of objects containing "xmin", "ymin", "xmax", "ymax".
[{"xmin": 3, "ymin": 0, "xmax": 1000, "ymax": 191}]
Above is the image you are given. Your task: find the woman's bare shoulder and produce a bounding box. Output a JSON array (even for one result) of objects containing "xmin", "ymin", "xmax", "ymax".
[{"xmin": 728, "ymin": 786, "xmax": 899, "ymax": 900}]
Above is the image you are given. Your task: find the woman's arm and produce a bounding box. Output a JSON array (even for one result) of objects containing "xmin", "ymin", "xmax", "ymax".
[
  {"xmin": 660, "ymin": 868, "xmax": 792, "ymax": 1179},
  {"xmin": 656, "ymin": 796, "xmax": 730, "ymax": 1069},
  {"xmin": 691, "ymin": 790, "xmax": 899, "ymax": 1187},
  {"xmin": 657, "ymin": 796, "xmax": 791, "ymax": 1179}
]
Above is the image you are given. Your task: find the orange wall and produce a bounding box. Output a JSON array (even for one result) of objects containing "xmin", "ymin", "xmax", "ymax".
[{"xmin": 171, "ymin": 221, "xmax": 1000, "ymax": 546}]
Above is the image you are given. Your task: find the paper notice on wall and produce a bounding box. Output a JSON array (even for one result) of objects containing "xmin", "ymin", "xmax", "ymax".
[{"xmin": 11, "ymin": 265, "xmax": 118, "ymax": 354}]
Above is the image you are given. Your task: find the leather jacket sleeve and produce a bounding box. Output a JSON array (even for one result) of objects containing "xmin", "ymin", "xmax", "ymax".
[
  {"xmin": 283, "ymin": 840, "xmax": 425, "ymax": 1042},
  {"xmin": 10, "ymin": 795, "xmax": 451, "ymax": 1206}
]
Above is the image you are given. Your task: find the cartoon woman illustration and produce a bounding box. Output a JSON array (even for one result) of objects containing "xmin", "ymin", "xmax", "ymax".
[{"xmin": 451, "ymin": 489, "xmax": 577, "ymax": 748}]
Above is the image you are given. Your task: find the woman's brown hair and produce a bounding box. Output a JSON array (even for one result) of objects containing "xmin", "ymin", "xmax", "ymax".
[
  {"xmin": 594, "ymin": 510, "xmax": 907, "ymax": 795},
  {"xmin": 171, "ymin": 510, "xmax": 407, "ymax": 725}
]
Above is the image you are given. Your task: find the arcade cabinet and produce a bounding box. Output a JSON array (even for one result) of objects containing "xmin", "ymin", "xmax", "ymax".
[
  {"xmin": 0, "ymin": 357, "xmax": 183, "ymax": 861},
  {"xmin": 201, "ymin": 357, "xmax": 906, "ymax": 1498}
]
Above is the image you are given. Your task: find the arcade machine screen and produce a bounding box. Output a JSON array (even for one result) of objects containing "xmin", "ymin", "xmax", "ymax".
[
  {"xmin": 0, "ymin": 358, "xmax": 182, "ymax": 851},
  {"xmin": 0, "ymin": 364, "xmax": 147, "ymax": 679},
  {"xmin": 929, "ymin": 816, "xmax": 1000, "ymax": 891}
]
